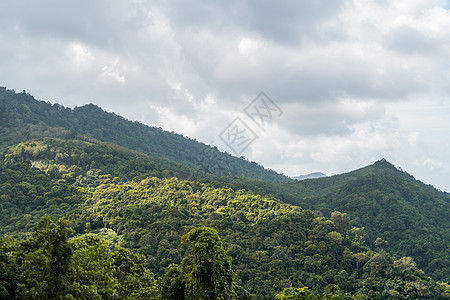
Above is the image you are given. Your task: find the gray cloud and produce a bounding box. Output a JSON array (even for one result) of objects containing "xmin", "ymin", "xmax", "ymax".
[
  {"xmin": 162, "ymin": 0, "xmax": 350, "ymax": 44},
  {"xmin": 387, "ymin": 25, "xmax": 437, "ymax": 55},
  {"xmin": 1, "ymin": 0, "xmax": 449, "ymax": 191}
]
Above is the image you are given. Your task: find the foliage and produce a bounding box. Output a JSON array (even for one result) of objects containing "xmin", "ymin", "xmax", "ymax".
[
  {"xmin": 16, "ymin": 217, "xmax": 73, "ymax": 299},
  {"xmin": 69, "ymin": 177, "xmax": 448, "ymax": 299},
  {"xmin": 112, "ymin": 248, "xmax": 159, "ymax": 299},
  {"xmin": 0, "ymin": 155, "xmax": 83, "ymax": 237},
  {"xmin": 0, "ymin": 217, "xmax": 158, "ymax": 299},
  {"xmin": 161, "ymin": 227, "xmax": 248, "ymax": 300},
  {"xmin": 296, "ymin": 159, "xmax": 450, "ymax": 282},
  {"xmin": 0, "ymin": 141, "xmax": 449, "ymax": 298},
  {"xmin": 274, "ymin": 285, "xmax": 363, "ymax": 299},
  {"xmin": 220, "ymin": 159, "xmax": 450, "ymax": 283},
  {"xmin": 0, "ymin": 235, "xmax": 19, "ymax": 299}
]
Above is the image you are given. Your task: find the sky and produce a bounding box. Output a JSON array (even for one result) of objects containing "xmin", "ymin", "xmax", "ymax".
[{"xmin": 1, "ymin": 0, "xmax": 450, "ymax": 192}]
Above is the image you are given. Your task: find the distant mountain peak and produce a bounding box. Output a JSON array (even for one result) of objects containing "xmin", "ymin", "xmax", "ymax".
[
  {"xmin": 292, "ymin": 172, "xmax": 326, "ymax": 181},
  {"xmin": 373, "ymin": 158, "xmax": 398, "ymax": 171}
]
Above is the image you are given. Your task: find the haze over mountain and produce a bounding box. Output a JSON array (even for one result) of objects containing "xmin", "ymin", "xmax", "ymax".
[{"xmin": 293, "ymin": 172, "xmax": 327, "ymax": 181}]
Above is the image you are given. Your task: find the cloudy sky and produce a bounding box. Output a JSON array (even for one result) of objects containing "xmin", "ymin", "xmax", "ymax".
[{"xmin": 1, "ymin": 0, "xmax": 450, "ymax": 191}]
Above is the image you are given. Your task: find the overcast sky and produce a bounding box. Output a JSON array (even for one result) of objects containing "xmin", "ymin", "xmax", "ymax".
[{"xmin": 1, "ymin": 0, "xmax": 450, "ymax": 191}]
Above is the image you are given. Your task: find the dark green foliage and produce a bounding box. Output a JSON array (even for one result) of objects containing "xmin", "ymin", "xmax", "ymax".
[
  {"xmin": 0, "ymin": 235, "xmax": 19, "ymax": 299},
  {"xmin": 161, "ymin": 264, "xmax": 185, "ymax": 299},
  {"xmin": 16, "ymin": 217, "xmax": 73, "ymax": 299},
  {"xmin": 0, "ymin": 139, "xmax": 448, "ymax": 298},
  {"xmin": 294, "ymin": 159, "xmax": 450, "ymax": 282},
  {"xmin": 0, "ymin": 155, "xmax": 82, "ymax": 237},
  {"xmin": 161, "ymin": 227, "xmax": 248, "ymax": 300},
  {"xmin": 69, "ymin": 234, "xmax": 119, "ymax": 299},
  {"xmin": 112, "ymin": 248, "xmax": 159, "ymax": 299},
  {"xmin": 0, "ymin": 217, "xmax": 158, "ymax": 299},
  {"xmin": 220, "ymin": 159, "xmax": 450, "ymax": 283},
  {"xmin": 2, "ymin": 138, "xmax": 208, "ymax": 184},
  {"xmin": 181, "ymin": 227, "xmax": 235, "ymax": 299},
  {"xmin": 275, "ymin": 285, "xmax": 363, "ymax": 299}
]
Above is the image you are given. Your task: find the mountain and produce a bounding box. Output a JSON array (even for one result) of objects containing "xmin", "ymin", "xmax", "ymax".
[
  {"xmin": 0, "ymin": 87, "xmax": 290, "ymax": 182},
  {"xmin": 0, "ymin": 150, "xmax": 448, "ymax": 298},
  {"xmin": 290, "ymin": 159, "xmax": 450, "ymax": 282},
  {"xmin": 293, "ymin": 172, "xmax": 327, "ymax": 181},
  {"xmin": 204, "ymin": 159, "xmax": 450, "ymax": 283},
  {"xmin": 0, "ymin": 87, "xmax": 449, "ymax": 298}
]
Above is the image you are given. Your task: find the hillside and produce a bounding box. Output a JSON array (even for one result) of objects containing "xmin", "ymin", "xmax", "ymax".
[
  {"xmin": 224, "ymin": 159, "xmax": 450, "ymax": 282},
  {"xmin": 0, "ymin": 150, "xmax": 448, "ymax": 298},
  {"xmin": 4, "ymin": 139, "xmax": 448, "ymax": 284},
  {"xmin": 291, "ymin": 159, "xmax": 450, "ymax": 282},
  {"xmin": 0, "ymin": 87, "xmax": 289, "ymax": 182},
  {"xmin": 0, "ymin": 87, "xmax": 449, "ymax": 298}
]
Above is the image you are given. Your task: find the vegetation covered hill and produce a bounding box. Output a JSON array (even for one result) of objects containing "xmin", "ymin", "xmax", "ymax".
[
  {"xmin": 0, "ymin": 139, "xmax": 448, "ymax": 298},
  {"xmin": 219, "ymin": 159, "xmax": 450, "ymax": 283},
  {"xmin": 291, "ymin": 159, "xmax": 450, "ymax": 282},
  {"xmin": 0, "ymin": 87, "xmax": 289, "ymax": 182},
  {"xmin": 1, "ymin": 156, "xmax": 448, "ymax": 298}
]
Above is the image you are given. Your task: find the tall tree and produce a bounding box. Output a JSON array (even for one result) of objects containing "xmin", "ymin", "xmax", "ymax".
[
  {"xmin": 161, "ymin": 227, "xmax": 250, "ymax": 300},
  {"xmin": 16, "ymin": 217, "xmax": 72, "ymax": 299}
]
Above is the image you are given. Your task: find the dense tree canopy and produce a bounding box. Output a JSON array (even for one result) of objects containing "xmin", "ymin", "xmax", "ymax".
[{"xmin": 1, "ymin": 217, "xmax": 159, "ymax": 299}]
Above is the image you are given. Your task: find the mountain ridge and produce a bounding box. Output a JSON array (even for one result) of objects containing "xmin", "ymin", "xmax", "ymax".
[{"xmin": 0, "ymin": 87, "xmax": 290, "ymax": 182}]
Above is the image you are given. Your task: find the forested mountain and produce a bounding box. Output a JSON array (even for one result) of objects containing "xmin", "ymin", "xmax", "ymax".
[
  {"xmin": 292, "ymin": 159, "xmax": 450, "ymax": 282},
  {"xmin": 0, "ymin": 87, "xmax": 289, "ymax": 182},
  {"xmin": 0, "ymin": 87, "xmax": 449, "ymax": 299},
  {"xmin": 0, "ymin": 151, "xmax": 448, "ymax": 298},
  {"xmin": 224, "ymin": 159, "xmax": 450, "ymax": 283}
]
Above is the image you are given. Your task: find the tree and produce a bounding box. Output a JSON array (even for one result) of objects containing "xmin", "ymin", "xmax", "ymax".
[
  {"xmin": 375, "ymin": 237, "xmax": 389, "ymax": 250},
  {"xmin": 331, "ymin": 211, "xmax": 351, "ymax": 234},
  {"xmin": 0, "ymin": 234, "xmax": 19, "ymax": 299},
  {"xmin": 69, "ymin": 234, "xmax": 118, "ymax": 299},
  {"xmin": 13, "ymin": 217, "xmax": 159, "ymax": 299},
  {"xmin": 16, "ymin": 217, "xmax": 73, "ymax": 299},
  {"xmin": 161, "ymin": 227, "xmax": 250, "ymax": 300},
  {"xmin": 112, "ymin": 248, "xmax": 159, "ymax": 299}
]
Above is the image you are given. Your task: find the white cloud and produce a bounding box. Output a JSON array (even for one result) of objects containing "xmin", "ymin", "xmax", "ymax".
[
  {"xmin": 100, "ymin": 65, "xmax": 125, "ymax": 83},
  {"xmin": 66, "ymin": 43, "xmax": 94, "ymax": 68},
  {"xmin": 414, "ymin": 157, "xmax": 445, "ymax": 171},
  {"xmin": 408, "ymin": 132, "xmax": 421, "ymax": 146}
]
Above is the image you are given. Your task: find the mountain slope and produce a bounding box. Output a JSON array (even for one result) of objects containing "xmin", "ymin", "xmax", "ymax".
[
  {"xmin": 1, "ymin": 150, "xmax": 448, "ymax": 298},
  {"xmin": 292, "ymin": 159, "xmax": 450, "ymax": 282},
  {"xmin": 215, "ymin": 159, "xmax": 450, "ymax": 282},
  {"xmin": 72, "ymin": 176, "xmax": 449, "ymax": 299},
  {"xmin": 0, "ymin": 87, "xmax": 289, "ymax": 182}
]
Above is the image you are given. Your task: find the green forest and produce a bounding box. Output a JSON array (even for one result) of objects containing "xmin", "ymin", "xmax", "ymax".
[{"xmin": 0, "ymin": 87, "xmax": 449, "ymax": 299}]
